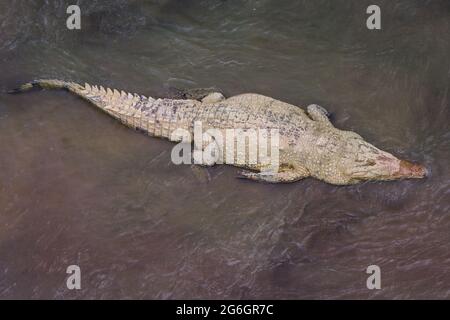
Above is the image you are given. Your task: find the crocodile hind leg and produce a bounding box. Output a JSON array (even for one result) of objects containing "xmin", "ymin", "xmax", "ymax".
[
  {"xmin": 201, "ymin": 92, "xmax": 225, "ymax": 103},
  {"xmin": 167, "ymin": 87, "xmax": 225, "ymax": 103}
]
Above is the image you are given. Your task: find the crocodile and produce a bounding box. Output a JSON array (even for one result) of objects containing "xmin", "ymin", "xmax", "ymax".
[{"xmin": 9, "ymin": 79, "xmax": 428, "ymax": 185}]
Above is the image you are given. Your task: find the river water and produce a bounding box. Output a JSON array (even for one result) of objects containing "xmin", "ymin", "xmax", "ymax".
[{"xmin": 0, "ymin": 0, "xmax": 449, "ymax": 299}]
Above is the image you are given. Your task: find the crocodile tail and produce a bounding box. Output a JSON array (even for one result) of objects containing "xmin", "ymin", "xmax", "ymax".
[
  {"xmin": 7, "ymin": 79, "xmax": 117, "ymax": 116},
  {"xmin": 8, "ymin": 79, "xmax": 159, "ymax": 132},
  {"xmin": 8, "ymin": 79, "xmax": 84, "ymax": 94}
]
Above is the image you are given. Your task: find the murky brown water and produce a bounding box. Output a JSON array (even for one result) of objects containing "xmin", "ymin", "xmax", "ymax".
[{"xmin": 0, "ymin": 0, "xmax": 449, "ymax": 299}]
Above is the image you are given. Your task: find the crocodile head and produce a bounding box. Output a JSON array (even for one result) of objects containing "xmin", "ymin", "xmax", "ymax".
[{"xmin": 309, "ymin": 129, "xmax": 428, "ymax": 185}]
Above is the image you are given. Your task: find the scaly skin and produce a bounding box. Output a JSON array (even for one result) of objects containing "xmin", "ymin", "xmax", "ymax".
[{"xmin": 9, "ymin": 79, "xmax": 428, "ymax": 185}]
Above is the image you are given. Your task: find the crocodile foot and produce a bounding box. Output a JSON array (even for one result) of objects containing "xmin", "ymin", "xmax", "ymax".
[
  {"xmin": 167, "ymin": 87, "xmax": 225, "ymax": 103},
  {"xmin": 237, "ymin": 169, "xmax": 308, "ymax": 183}
]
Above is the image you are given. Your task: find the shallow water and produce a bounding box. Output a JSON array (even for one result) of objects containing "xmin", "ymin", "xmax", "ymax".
[{"xmin": 0, "ymin": 0, "xmax": 449, "ymax": 299}]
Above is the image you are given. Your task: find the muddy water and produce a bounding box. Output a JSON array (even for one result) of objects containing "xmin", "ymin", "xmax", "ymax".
[{"xmin": 0, "ymin": 0, "xmax": 449, "ymax": 299}]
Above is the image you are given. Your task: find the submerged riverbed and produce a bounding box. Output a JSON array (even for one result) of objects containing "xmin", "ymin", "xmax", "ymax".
[{"xmin": 0, "ymin": 0, "xmax": 449, "ymax": 299}]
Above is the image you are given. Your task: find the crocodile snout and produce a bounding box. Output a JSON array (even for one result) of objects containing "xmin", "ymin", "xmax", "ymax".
[{"xmin": 396, "ymin": 160, "xmax": 428, "ymax": 179}]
